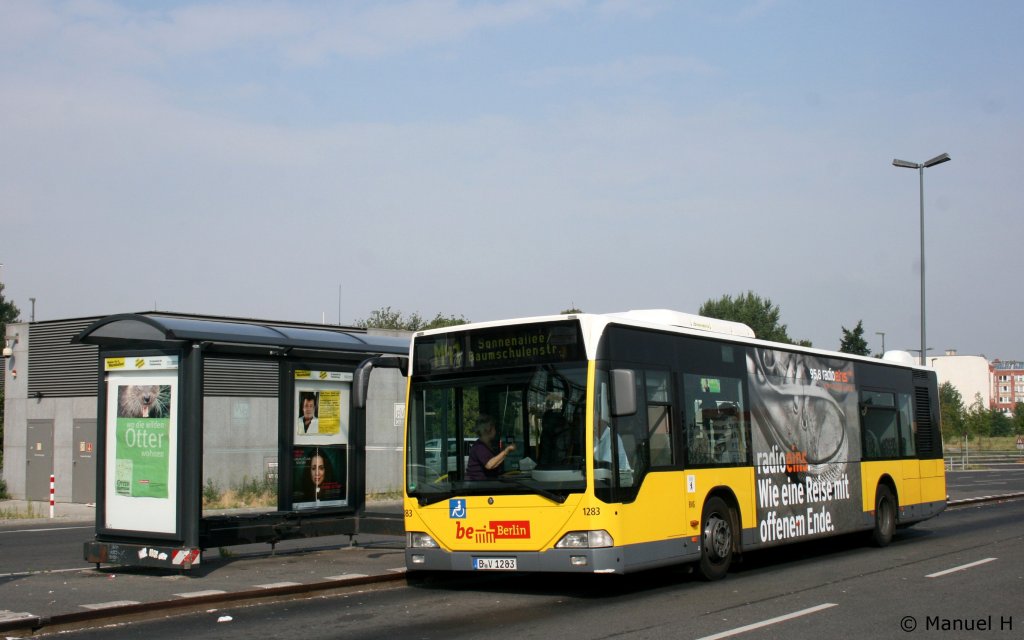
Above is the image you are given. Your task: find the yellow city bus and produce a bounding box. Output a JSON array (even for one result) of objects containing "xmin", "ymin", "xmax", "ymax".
[{"xmin": 396, "ymin": 310, "xmax": 945, "ymax": 579}]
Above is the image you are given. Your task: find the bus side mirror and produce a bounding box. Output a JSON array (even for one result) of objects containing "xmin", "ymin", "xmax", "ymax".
[
  {"xmin": 353, "ymin": 355, "xmax": 409, "ymax": 409},
  {"xmin": 610, "ymin": 369, "xmax": 637, "ymax": 416}
]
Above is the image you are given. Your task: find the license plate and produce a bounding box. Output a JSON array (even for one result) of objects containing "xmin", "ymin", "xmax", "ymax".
[{"xmin": 473, "ymin": 557, "xmax": 517, "ymax": 571}]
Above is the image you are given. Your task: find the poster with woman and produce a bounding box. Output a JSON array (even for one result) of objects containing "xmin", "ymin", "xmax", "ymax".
[{"xmin": 291, "ymin": 445, "xmax": 347, "ymax": 509}]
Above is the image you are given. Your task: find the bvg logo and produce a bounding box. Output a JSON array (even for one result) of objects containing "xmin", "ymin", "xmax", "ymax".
[{"xmin": 455, "ymin": 520, "xmax": 531, "ymax": 543}]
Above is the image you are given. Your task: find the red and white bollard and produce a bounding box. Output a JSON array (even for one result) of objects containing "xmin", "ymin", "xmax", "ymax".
[{"xmin": 50, "ymin": 474, "xmax": 55, "ymax": 519}]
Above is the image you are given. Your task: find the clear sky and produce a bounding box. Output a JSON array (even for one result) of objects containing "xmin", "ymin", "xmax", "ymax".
[{"xmin": 2, "ymin": 1, "xmax": 1021, "ymax": 359}]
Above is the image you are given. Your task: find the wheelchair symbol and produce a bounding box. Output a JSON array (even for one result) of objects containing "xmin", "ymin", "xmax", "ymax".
[{"xmin": 449, "ymin": 499, "xmax": 466, "ymax": 519}]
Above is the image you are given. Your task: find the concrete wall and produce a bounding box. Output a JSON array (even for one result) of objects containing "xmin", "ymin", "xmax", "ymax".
[
  {"xmin": 2, "ymin": 322, "xmax": 30, "ymax": 499},
  {"xmin": 363, "ymin": 366, "xmax": 406, "ymax": 496},
  {"xmin": 202, "ymin": 397, "xmax": 279, "ymax": 493}
]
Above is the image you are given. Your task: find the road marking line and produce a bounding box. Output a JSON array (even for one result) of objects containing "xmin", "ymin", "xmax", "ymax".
[
  {"xmin": 254, "ymin": 581, "xmax": 303, "ymax": 589},
  {"xmin": 325, "ymin": 574, "xmax": 368, "ymax": 580},
  {"xmin": 695, "ymin": 603, "xmax": 838, "ymax": 640},
  {"xmin": 80, "ymin": 601, "xmax": 140, "ymax": 610},
  {"xmin": 0, "ymin": 610, "xmax": 37, "ymax": 622},
  {"xmin": 174, "ymin": 590, "xmax": 228, "ymax": 598},
  {"xmin": 0, "ymin": 525, "xmax": 93, "ymax": 534},
  {"xmin": 0, "ymin": 567, "xmax": 88, "ymax": 578},
  {"xmin": 926, "ymin": 557, "xmax": 997, "ymax": 578}
]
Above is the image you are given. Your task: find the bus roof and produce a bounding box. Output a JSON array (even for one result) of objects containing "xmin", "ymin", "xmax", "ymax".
[{"xmin": 414, "ymin": 309, "xmax": 930, "ymax": 371}]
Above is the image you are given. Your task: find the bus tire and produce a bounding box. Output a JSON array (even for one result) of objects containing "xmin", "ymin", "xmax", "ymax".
[
  {"xmin": 699, "ymin": 496, "xmax": 733, "ymax": 581},
  {"xmin": 871, "ymin": 485, "xmax": 896, "ymax": 547}
]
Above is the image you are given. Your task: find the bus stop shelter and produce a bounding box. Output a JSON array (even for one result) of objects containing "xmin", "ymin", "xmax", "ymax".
[{"xmin": 73, "ymin": 313, "xmax": 408, "ymax": 570}]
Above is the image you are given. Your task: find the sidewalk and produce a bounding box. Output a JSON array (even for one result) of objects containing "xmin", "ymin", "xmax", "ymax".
[
  {"xmin": 0, "ymin": 498, "xmax": 404, "ymax": 526},
  {"xmin": 0, "ymin": 500, "xmax": 408, "ymax": 633},
  {"xmin": 0, "ymin": 499, "xmax": 97, "ymax": 524}
]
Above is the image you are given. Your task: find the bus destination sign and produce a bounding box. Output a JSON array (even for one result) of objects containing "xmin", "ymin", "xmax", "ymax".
[{"xmin": 414, "ymin": 322, "xmax": 583, "ymax": 374}]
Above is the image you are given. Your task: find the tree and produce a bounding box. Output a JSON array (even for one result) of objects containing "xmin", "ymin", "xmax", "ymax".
[
  {"xmin": 355, "ymin": 306, "xmax": 467, "ymax": 331},
  {"xmin": 963, "ymin": 393, "xmax": 990, "ymax": 441},
  {"xmin": 838, "ymin": 320, "xmax": 870, "ymax": 356},
  {"xmin": 560, "ymin": 307, "xmax": 583, "ymax": 314},
  {"xmin": 938, "ymin": 381, "xmax": 965, "ymax": 443},
  {"xmin": 422, "ymin": 313, "xmax": 469, "ymax": 330},
  {"xmin": 0, "ymin": 282, "xmax": 17, "ymax": 330},
  {"xmin": 699, "ymin": 291, "xmax": 808, "ymax": 345},
  {"xmin": 988, "ymin": 409, "xmax": 1014, "ymax": 437},
  {"xmin": 1014, "ymin": 402, "xmax": 1024, "ymax": 436}
]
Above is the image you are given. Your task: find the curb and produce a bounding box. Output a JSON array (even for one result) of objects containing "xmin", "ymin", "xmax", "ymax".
[
  {"xmin": 947, "ymin": 492, "xmax": 1024, "ymax": 506},
  {"xmin": 0, "ymin": 570, "xmax": 407, "ymax": 636}
]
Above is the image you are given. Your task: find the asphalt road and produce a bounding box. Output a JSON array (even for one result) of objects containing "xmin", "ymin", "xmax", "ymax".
[
  {"xmin": 945, "ymin": 467, "xmax": 1024, "ymax": 500},
  {"xmin": 29, "ymin": 488, "xmax": 1024, "ymax": 639},
  {"xmin": 3, "ymin": 467, "xmax": 1022, "ymax": 576}
]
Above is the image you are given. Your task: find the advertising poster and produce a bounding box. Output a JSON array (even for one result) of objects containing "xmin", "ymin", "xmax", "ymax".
[
  {"xmin": 104, "ymin": 356, "xmax": 179, "ymax": 534},
  {"xmin": 748, "ymin": 348, "xmax": 863, "ymax": 547},
  {"xmin": 291, "ymin": 445, "xmax": 347, "ymax": 509},
  {"xmin": 115, "ymin": 383, "xmax": 172, "ymax": 498},
  {"xmin": 294, "ymin": 370, "xmax": 352, "ymax": 446}
]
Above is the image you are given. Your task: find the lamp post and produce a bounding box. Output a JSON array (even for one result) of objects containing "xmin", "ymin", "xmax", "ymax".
[
  {"xmin": 875, "ymin": 331, "xmax": 886, "ymax": 354},
  {"xmin": 892, "ymin": 152, "xmax": 951, "ymax": 365}
]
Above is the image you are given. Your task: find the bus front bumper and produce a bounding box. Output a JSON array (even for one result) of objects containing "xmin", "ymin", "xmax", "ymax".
[{"xmin": 405, "ymin": 547, "xmax": 627, "ymax": 574}]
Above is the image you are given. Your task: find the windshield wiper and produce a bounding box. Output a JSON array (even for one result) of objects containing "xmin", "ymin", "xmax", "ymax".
[{"xmin": 498, "ymin": 476, "xmax": 567, "ymax": 504}]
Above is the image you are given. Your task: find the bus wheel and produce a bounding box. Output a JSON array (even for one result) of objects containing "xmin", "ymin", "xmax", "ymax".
[
  {"xmin": 872, "ymin": 485, "xmax": 896, "ymax": 547},
  {"xmin": 699, "ymin": 497, "xmax": 733, "ymax": 581}
]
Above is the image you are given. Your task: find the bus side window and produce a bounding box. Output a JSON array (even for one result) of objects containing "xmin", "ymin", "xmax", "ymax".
[
  {"xmin": 862, "ymin": 391, "xmax": 898, "ymax": 459},
  {"xmin": 898, "ymin": 393, "xmax": 916, "ymax": 457},
  {"xmin": 608, "ymin": 369, "xmax": 673, "ymax": 485},
  {"xmin": 684, "ymin": 374, "xmax": 747, "ymax": 466},
  {"xmin": 643, "ymin": 370, "xmax": 673, "ymax": 467},
  {"xmin": 648, "ymin": 405, "xmax": 672, "ymax": 466}
]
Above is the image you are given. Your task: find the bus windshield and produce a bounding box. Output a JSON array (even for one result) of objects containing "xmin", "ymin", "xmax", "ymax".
[{"xmin": 406, "ymin": 363, "xmax": 588, "ymax": 504}]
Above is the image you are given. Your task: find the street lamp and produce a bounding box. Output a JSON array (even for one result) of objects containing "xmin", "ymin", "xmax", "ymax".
[
  {"xmin": 892, "ymin": 152, "xmax": 951, "ymax": 365},
  {"xmin": 875, "ymin": 331, "xmax": 886, "ymax": 354}
]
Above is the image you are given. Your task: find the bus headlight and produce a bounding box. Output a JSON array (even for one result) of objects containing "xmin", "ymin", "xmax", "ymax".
[
  {"xmin": 555, "ymin": 530, "xmax": 613, "ymax": 549},
  {"xmin": 407, "ymin": 532, "xmax": 439, "ymax": 548}
]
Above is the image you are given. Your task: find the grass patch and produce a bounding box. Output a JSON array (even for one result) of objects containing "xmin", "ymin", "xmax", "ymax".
[
  {"xmin": 945, "ymin": 436, "xmax": 1024, "ymax": 453},
  {"xmin": 203, "ymin": 476, "xmax": 277, "ymax": 509},
  {"xmin": 0, "ymin": 501, "xmax": 40, "ymax": 520},
  {"xmin": 366, "ymin": 490, "xmax": 403, "ymax": 503}
]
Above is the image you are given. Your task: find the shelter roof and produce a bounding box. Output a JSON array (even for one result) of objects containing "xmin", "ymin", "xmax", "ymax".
[{"xmin": 73, "ymin": 313, "xmax": 409, "ymax": 358}]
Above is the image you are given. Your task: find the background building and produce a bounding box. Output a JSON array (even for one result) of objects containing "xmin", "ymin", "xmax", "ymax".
[
  {"xmin": 929, "ymin": 351, "xmax": 993, "ymax": 409},
  {"xmin": 2, "ymin": 313, "xmax": 408, "ymax": 504},
  {"xmin": 991, "ymin": 359, "xmax": 1024, "ymax": 416}
]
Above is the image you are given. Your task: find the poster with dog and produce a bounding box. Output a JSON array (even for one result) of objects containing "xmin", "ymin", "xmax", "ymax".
[
  {"xmin": 114, "ymin": 384, "xmax": 172, "ymax": 498},
  {"xmin": 104, "ymin": 357, "xmax": 179, "ymax": 535}
]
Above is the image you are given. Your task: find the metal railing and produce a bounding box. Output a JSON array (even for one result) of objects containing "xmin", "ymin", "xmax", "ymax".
[{"xmin": 945, "ymin": 450, "xmax": 1024, "ymax": 471}]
